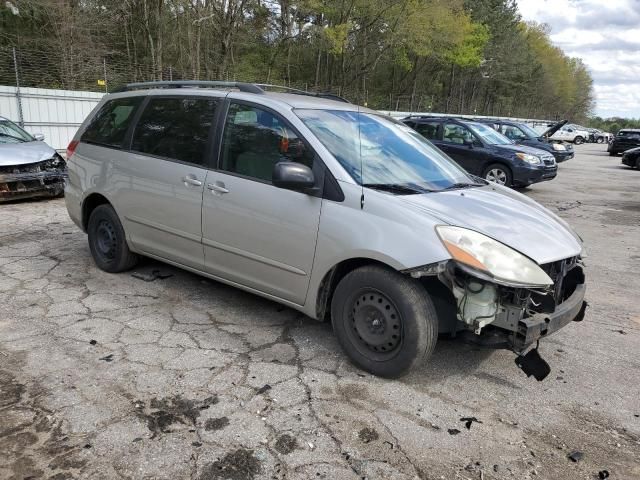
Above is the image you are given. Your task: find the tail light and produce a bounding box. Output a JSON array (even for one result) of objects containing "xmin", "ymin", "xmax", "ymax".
[{"xmin": 66, "ymin": 140, "xmax": 79, "ymax": 159}]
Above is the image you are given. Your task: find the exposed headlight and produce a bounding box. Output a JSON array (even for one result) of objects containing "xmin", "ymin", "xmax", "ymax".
[
  {"xmin": 552, "ymin": 143, "xmax": 566, "ymax": 151},
  {"xmin": 436, "ymin": 225, "xmax": 553, "ymax": 287},
  {"xmin": 515, "ymin": 152, "xmax": 542, "ymax": 164}
]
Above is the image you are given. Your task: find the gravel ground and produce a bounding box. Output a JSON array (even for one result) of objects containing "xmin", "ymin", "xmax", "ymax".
[{"xmin": 1, "ymin": 143, "xmax": 639, "ymax": 480}]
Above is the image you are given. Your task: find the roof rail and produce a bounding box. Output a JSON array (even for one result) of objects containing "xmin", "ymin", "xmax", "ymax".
[
  {"xmin": 114, "ymin": 80, "xmax": 264, "ymax": 94},
  {"xmin": 112, "ymin": 81, "xmax": 351, "ymax": 103},
  {"xmin": 256, "ymin": 84, "xmax": 351, "ymax": 103}
]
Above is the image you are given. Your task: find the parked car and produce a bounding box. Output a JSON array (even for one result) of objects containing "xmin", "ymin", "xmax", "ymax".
[
  {"xmin": 586, "ymin": 128, "xmax": 611, "ymax": 144},
  {"xmin": 475, "ymin": 118, "xmax": 574, "ymax": 163},
  {"xmin": 621, "ymin": 147, "xmax": 640, "ymax": 168},
  {"xmin": 402, "ymin": 116, "xmax": 557, "ymax": 187},
  {"xmin": 608, "ymin": 129, "xmax": 640, "ymax": 156},
  {"xmin": 547, "ymin": 123, "xmax": 590, "ymax": 144},
  {"xmin": 0, "ymin": 116, "xmax": 66, "ymax": 201},
  {"xmin": 65, "ymin": 81, "xmax": 586, "ymax": 379}
]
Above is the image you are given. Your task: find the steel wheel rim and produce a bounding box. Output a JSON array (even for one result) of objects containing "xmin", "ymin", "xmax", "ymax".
[
  {"xmin": 95, "ymin": 219, "xmax": 117, "ymax": 261},
  {"xmin": 346, "ymin": 289, "xmax": 403, "ymax": 360},
  {"xmin": 486, "ymin": 168, "xmax": 507, "ymax": 185}
]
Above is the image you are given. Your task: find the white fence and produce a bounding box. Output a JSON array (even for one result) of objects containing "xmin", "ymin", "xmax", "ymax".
[{"xmin": 0, "ymin": 86, "xmax": 104, "ymax": 150}]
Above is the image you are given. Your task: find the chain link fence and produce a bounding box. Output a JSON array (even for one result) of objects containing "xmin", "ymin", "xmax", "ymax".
[{"xmin": 0, "ymin": 46, "xmax": 345, "ymax": 97}]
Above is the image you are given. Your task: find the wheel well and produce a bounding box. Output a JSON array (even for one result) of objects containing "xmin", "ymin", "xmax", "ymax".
[
  {"xmin": 315, "ymin": 258, "xmax": 397, "ymax": 322},
  {"xmin": 82, "ymin": 193, "xmax": 110, "ymax": 230},
  {"xmin": 483, "ymin": 162, "xmax": 512, "ymax": 176}
]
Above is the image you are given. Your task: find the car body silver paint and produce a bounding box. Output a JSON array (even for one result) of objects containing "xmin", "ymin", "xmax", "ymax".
[
  {"xmin": 0, "ymin": 140, "xmax": 58, "ymax": 167},
  {"xmin": 66, "ymin": 87, "xmax": 584, "ymax": 320}
]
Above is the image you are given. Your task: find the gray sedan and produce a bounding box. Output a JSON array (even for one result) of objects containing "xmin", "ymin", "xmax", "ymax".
[{"xmin": 0, "ymin": 116, "xmax": 66, "ymax": 201}]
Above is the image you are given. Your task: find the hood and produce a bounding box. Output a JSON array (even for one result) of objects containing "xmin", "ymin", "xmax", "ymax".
[
  {"xmin": 541, "ymin": 120, "xmax": 568, "ymax": 138},
  {"xmin": 0, "ymin": 141, "xmax": 58, "ymax": 167},
  {"xmin": 492, "ymin": 143, "xmax": 551, "ymax": 157},
  {"xmin": 623, "ymin": 146, "xmax": 640, "ymax": 154},
  {"xmin": 398, "ymin": 185, "xmax": 582, "ymax": 265}
]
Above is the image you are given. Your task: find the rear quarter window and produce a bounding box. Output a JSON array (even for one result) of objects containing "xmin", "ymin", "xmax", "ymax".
[
  {"xmin": 81, "ymin": 97, "xmax": 142, "ymax": 148},
  {"xmin": 131, "ymin": 97, "xmax": 218, "ymax": 165}
]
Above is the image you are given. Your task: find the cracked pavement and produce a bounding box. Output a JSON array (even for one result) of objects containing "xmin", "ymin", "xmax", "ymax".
[{"xmin": 1, "ymin": 144, "xmax": 639, "ymax": 480}]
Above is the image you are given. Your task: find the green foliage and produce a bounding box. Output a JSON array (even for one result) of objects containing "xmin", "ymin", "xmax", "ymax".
[{"xmin": 0, "ymin": 0, "xmax": 598, "ymax": 120}]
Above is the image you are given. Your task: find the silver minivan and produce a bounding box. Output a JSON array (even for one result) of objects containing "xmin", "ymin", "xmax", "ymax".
[{"xmin": 65, "ymin": 81, "xmax": 587, "ymax": 379}]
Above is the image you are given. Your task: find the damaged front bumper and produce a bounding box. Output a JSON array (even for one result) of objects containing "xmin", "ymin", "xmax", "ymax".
[
  {"xmin": 422, "ymin": 256, "xmax": 587, "ymax": 355},
  {"xmin": 0, "ymin": 157, "xmax": 67, "ymax": 201}
]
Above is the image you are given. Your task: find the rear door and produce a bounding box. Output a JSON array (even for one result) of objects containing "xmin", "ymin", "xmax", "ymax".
[
  {"xmin": 118, "ymin": 95, "xmax": 219, "ymax": 269},
  {"xmin": 438, "ymin": 122, "xmax": 485, "ymax": 174},
  {"xmin": 201, "ymin": 100, "xmax": 322, "ymax": 304}
]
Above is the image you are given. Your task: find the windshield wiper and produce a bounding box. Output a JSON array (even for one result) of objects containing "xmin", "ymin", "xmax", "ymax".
[
  {"xmin": 0, "ymin": 132, "xmax": 26, "ymax": 142},
  {"xmin": 363, "ymin": 183, "xmax": 432, "ymax": 195},
  {"xmin": 442, "ymin": 182, "xmax": 484, "ymax": 191}
]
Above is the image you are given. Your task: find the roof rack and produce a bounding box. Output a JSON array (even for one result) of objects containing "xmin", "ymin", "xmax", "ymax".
[
  {"xmin": 113, "ymin": 80, "xmax": 351, "ymax": 103},
  {"xmin": 255, "ymin": 84, "xmax": 350, "ymax": 103},
  {"xmin": 113, "ymin": 80, "xmax": 264, "ymax": 94}
]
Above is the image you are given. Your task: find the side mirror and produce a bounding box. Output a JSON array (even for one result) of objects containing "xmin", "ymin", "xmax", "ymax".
[
  {"xmin": 33, "ymin": 133, "xmax": 45, "ymax": 141},
  {"xmin": 463, "ymin": 138, "xmax": 474, "ymax": 148},
  {"xmin": 272, "ymin": 162, "xmax": 315, "ymax": 192}
]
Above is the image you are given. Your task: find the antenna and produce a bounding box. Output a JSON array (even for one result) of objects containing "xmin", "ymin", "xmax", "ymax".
[{"xmin": 357, "ymin": 105, "xmax": 365, "ymax": 209}]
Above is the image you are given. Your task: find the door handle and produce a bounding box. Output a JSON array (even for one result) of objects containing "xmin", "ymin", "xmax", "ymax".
[
  {"xmin": 182, "ymin": 175, "xmax": 202, "ymax": 187},
  {"xmin": 207, "ymin": 182, "xmax": 229, "ymax": 194}
]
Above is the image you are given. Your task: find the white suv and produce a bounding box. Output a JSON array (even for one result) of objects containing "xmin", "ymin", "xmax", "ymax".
[{"xmin": 549, "ymin": 124, "xmax": 590, "ymax": 144}]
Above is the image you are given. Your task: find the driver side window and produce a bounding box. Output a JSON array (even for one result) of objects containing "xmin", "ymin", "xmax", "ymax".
[
  {"xmin": 442, "ymin": 123, "xmax": 473, "ymax": 145},
  {"xmin": 220, "ymin": 103, "xmax": 314, "ymax": 182}
]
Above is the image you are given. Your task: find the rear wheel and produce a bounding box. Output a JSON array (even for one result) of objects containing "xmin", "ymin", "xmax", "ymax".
[
  {"xmin": 574, "ymin": 136, "xmax": 584, "ymax": 145},
  {"xmin": 88, "ymin": 204, "xmax": 139, "ymax": 273},
  {"xmin": 331, "ymin": 265, "xmax": 438, "ymax": 378},
  {"xmin": 483, "ymin": 163, "xmax": 512, "ymax": 187}
]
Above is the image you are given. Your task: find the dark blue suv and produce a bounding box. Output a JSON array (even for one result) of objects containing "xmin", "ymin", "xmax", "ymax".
[{"xmin": 403, "ymin": 116, "xmax": 558, "ymax": 187}]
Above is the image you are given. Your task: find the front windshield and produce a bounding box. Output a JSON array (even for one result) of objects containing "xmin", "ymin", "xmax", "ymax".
[
  {"xmin": 0, "ymin": 120, "xmax": 34, "ymax": 144},
  {"xmin": 295, "ymin": 109, "xmax": 477, "ymax": 192},
  {"xmin": 467, "ymin": 122, "xmax": 513, "ymax": 145}
]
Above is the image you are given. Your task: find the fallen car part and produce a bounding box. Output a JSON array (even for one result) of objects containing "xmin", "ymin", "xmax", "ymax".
[{"xmin": 515, "ymin": 347, "xmax": 551, "ymax": 381}]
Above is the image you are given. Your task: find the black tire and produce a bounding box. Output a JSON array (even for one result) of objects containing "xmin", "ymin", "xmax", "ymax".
[
  {"xmin": 87, "ymin": 204, "xmax": 139, "ymax": 273},
  {"xmin": 596, "ymin": 137, "xmax": 604, "ymax": 144},
  {"xmin": 574, "ymin": 136, "xmax": 584, "ymax": 145},
  {"xmin": 482, "ymin": 163, "xmax": 513, "ymax": 187},
  {"xmin": 331, "ymin": 265, "xmax": 438, "ymax": 378}
]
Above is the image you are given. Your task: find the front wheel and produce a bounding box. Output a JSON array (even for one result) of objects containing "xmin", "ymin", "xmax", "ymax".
[
  {"xmin": 483, "ymin": 164, "xmax": 513, "ymax": 187},
  {"xmin": 574, "ymin": 136, "xmax": 584, "ymax": 145},
  {"xmin": 331, "ymin": 265, "xmax": 438, "ymax": 378},
  {"xmin": 88, "ymin": 204, "xmax": 139, "ymax": 273},
  {"xmin": 596, "ymin": 137, "xmax": 604, "ymax": 144}
]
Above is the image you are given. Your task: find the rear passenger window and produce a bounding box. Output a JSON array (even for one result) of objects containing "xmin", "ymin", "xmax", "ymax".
[
  {"xmin": 220, "ymin": 103, "xmax": 314, "ymax": 182},
  {"xmin": 81, "ymin": 97, "xmax": 142, "ymax": 148},
  {"xmin": 415, "ymin": 122, "xmax": 439, "ymax": 140},
  {"xmin": 131, "ymin": 97, "xmax": 218, "ymax": 165}
]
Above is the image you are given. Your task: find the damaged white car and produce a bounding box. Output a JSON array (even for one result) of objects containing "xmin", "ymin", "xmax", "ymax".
[
  {"xmin": 65, "ymin": 82, "xmax": 586, "ymax": 380},
  {"xmin": 0, "ymin": 116, "xmax": 66, "ymax": 201}
]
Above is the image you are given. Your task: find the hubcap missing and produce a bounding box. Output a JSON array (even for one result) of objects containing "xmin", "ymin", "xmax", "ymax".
[{"xmin": 349, "ymin": 291, "xmax": 401, "ymax": 355}]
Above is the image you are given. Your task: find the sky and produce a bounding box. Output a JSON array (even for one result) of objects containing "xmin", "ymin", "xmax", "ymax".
[{"xmin": 516, "ymin": 0, "xmax": 640, "ymax": 118}]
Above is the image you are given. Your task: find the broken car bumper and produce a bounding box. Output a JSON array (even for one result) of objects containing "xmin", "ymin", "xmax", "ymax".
[
  {"xmin": 0, "ymin": 170, "xmax": 66, "ymax": 201},
  {"xmin": 512, "ymin": 282, "xmax": 586, "ymax": 352}
]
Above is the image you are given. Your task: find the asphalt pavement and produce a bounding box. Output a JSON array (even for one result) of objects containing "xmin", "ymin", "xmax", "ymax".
[{"xmin": 0, "ymin": 143, "xmax": 638, "ymax": 479}]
